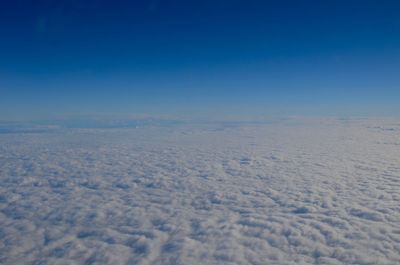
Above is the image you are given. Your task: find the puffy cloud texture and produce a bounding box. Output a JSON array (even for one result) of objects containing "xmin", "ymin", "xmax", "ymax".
[{"xmin": 0, "ymin": 118, "xmax": 399, "ymax": 264}]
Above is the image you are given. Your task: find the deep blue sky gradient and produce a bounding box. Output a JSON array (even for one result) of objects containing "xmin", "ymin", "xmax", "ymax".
[{"xmin": 1, "ymin": 0, "xmax": 399, "ymax": 120}]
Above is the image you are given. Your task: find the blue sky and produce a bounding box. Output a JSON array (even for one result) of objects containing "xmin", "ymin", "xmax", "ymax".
[{"xmin": 1, "ymin": 0, "xmax": 399, "ymax": 120}]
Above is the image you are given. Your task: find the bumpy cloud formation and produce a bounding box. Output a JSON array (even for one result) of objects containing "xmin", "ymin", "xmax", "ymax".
[{"xmin": 0, "ymin": 119, "xmax": 399, "ymax": 265}]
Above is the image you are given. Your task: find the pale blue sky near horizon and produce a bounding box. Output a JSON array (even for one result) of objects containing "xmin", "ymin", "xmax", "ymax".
[{"xmin": 1, "ymin": 0, "xmax": 399, "ymax": 121}]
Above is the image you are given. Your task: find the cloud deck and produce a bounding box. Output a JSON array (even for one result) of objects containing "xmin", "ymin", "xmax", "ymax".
[{"xmin": 0, "ymin": 119, "xmax": 399, "ymax": 264}]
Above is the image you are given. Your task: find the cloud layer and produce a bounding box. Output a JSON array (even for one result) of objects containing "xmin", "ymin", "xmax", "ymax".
[{"xmin": 0, "ymin": 119, "xmax": 399, "ymax": 264}]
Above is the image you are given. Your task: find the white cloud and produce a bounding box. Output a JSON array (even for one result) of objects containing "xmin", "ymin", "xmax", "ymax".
[{"xmin": 0, "ymin": 118, "xmax": 399, "ymax": 264}]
